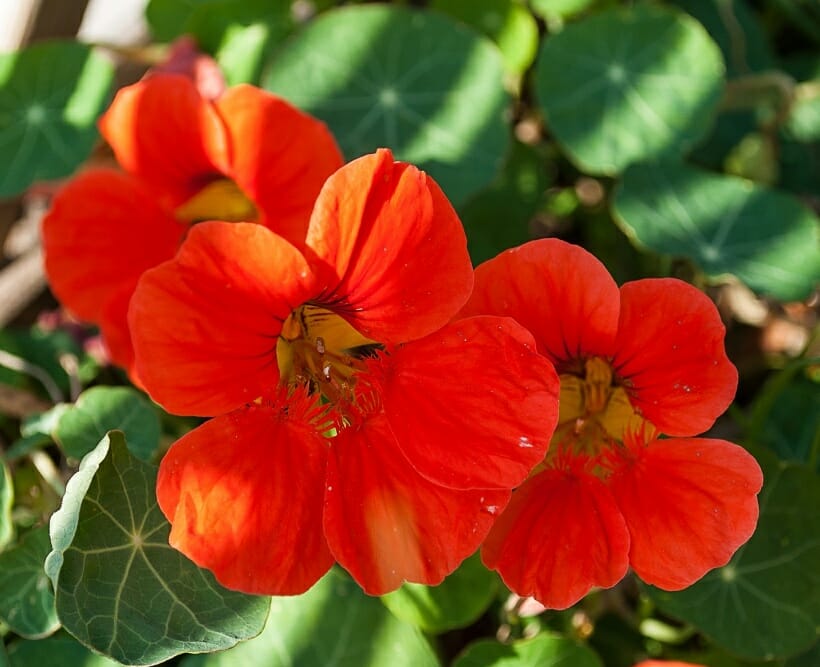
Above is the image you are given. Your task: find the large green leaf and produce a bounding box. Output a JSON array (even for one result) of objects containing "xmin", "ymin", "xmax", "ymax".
[
  {"xmin": 0, "ymin": 41, "xmax": 114, "ymax": 197},
  {"xmin": 381, "ymin": 552, "xmax": 498, "ymax": 633},
  {"xmin": 7, "ymin": 633, "xmax": 120, "ymax": 667},
  {"xmin": 536, "ymin": 4, "xmax": 724, "ymax": 174},
  {"xmin": 54, "ymin": 386, "xmax": 161, "ymax": 461},
  {"xmin": 45, "ymin": 432, "xmax": 270, "ymax": 666},
  {"xmin": 646, "ymin": 455, "xmax": 820, "ymax": 660},
  {"xmin": 263, "ymin": 4, "xmax": 510, "ymax": 207},
  {"xmin": 613, "ymin": 161, "xmax": 820, "ymax": 301},
  {"xmin": 453, "ymin": 635, "xmax": 604, "ymax": 667},
  {"xmin": 0, "ymin": 460, "xmax": 12, "ymax": 550},
  {"xmin": 0, "ymin": 525, "xmax": 59, "ymax": 638},
  {"xmin": 182, "ymin": 569, "xmax": 440, "ymax": 667}
]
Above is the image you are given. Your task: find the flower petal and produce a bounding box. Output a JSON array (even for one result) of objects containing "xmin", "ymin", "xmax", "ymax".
[
  {"xmin": 323, "ymin": 412, "xmax": 509, "ymax": 595},
  {"xmin": 99, "ymin": 74, "xmax": 228, "ymax": 207},
  {"xmin": 462, "ymin": 239, "xmax": 620, "ymax": 369},
  {"xmin": 482, "ymin": 467, "xmax": 630, "ymax": 610},
  {"xmin": 130, "ymin": 222, "xmax": 316, "ymax": 416},
  {"xmin": 613, "ymin": 279, "xmax": 737, "ymax": 436},
  {"xmin": 373, "ymin": 316, "xmax": 559, "ymax": 490},
  {"xmin": 42, "ymin": 169, "xmax": 182, "ymax": 370},
  {"xmin": 157, "ymin": 397, "xmax": 334, "ymax": 595},
  {"xmin": 609, "ymin": 437, "xmax": 763, "ymax": 590},
  {"xmin": 306, "ymin": 149, "xmax": 473, "ymax": 344},
  {"xmin": 216, "ymin": 85, "xmax": 343, "ymax": 246}
]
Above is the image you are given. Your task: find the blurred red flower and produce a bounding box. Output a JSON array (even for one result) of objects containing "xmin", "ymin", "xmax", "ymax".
[
  {"xmin": 634, "ymin": 662, "xmax": 704, "ymax": 667},
  {"xmin": 130, "ymin": 150, "xmax": 561, "ymax": 595},
  {"xmin": 42, "ymin": 73, "xmax": 342, "ymax": 378},
  {"xmin": 462, "ymin": 238, "xmax": 763, "ymax": 610}
]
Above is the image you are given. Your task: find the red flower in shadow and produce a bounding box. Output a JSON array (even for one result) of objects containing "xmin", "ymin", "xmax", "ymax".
[{"xmin": 42, "ymin": 74, "xmax": 343, "ymax": 378}]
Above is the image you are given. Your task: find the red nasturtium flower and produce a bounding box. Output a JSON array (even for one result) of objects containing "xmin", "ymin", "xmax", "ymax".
[
  {"xmin": 42, "ymin": 73, "xmax": 342, "ymax": 378},
  {"xmin": 128, "ymin": 150, "xmax": 561, "ymax": 596},
  {"xmin": 461, "ymin": 239, "xmax": 763, "ymax": 610}
]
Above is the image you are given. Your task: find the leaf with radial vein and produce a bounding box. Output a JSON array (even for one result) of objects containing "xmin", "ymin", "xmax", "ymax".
[
  {"xmin": 535, "ymin": 4, "xmax": 724, "ymax": 174},
  {"xmin": 0, "ymin": 525, "xmax": 59, "ymax": 638},
  {"xmin": 263, "ymin": 4, "xmax": 509, "ymax": 207},
  {"xmin": 613, "ymin": 161, "xmax": 820, "ymax": 301},
  {"xmin": 645, "ymin": 453, "xmax": 820, "ymax": 660},
  {"xmin": 0, "ymin": 41, "xmax": 114, "ymax": 196},
  {"xmin": 45, "ymin": 432, "xmax": 270, "ymax": 666},
  {"xmin": 0, "ymin": 460, "xmax": 12, "ymax": 550},
  {"xmin": 181, "ymin": 568, "xmax": 440, "ymax": 667},
  {"xmin": 453, "ymin": 634, "xmax": 604, "ymax": 667}
]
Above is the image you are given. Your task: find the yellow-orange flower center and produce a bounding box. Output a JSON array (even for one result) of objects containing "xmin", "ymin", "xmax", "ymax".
[
  {"xmin": 551, "ymin": 356, "xmax": 648, "ymax": 462},
  {"xmin": 276, "ymin": 305, "xmax": 381, "ymax": 405},
  {"xmin": 175, "ymin": 178, "xmax": 258, "ymax": 223}
]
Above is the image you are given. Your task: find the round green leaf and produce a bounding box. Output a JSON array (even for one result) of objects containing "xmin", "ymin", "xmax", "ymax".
[
  {"xmin": 8, "ymin": 633, "xmax": 120, "ymax": 667},
  {"xmin": 381, "ymin": 552, "xmax": 498, "ymax": 633},
  {"xmin": 263, "ymin": 5, "xmax": 510, "ymax": 207},
  {"xmin": 0, "ymin": 41, "xmax": 114, "ymax": 197},
  {"xmin": 536, "ymin": 5, "xmax": 724, "ymax": 174},
  {"xmin": 0, "ymin": 525, "xmax": 59, "ymax": 638},
  {"xmin": 0, "ymin": 461, "xmax": 12, "ymax": 550},
  {"xmin": 45, "ymin": 432, "xmax": 270, "ymax": 666},
  {"xmin": 453, "ymin": 635, "xmax": 604, "ymax": 667},
  {"xmin": 431, "ymin": 0, "xmax": 539, "ymax": 75},
  {"xmin": 646, "ymin": 458, "xmax": 820, "ymax": 660},
  {"xmin": 182, "ymin": 568, "xmax": 440, "ymax": 667},
  {"xmin": 613, "ymin": 161, "xmax": 820, "ymax": 301},
  {"xmin": 54, "ymin": 386, "xmax": 161, "ymax": 461}
]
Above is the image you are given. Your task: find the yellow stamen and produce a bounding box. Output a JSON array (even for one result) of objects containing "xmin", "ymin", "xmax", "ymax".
[
  {"xmin": 276, "ymin": 305, "xmax": 380, "ymax": 403},
  {"xmin": 175, "ymin": 178, "xmax": 258, "ymax": 223}
]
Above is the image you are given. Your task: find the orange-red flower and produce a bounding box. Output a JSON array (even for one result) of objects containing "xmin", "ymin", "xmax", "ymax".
[
  {"xmin": 42, "ymin": 73, "xmax": 342, "ymax": 378},
  {"xmin": 461, "ymin": 239, "xmax": 763, "ymax": 610},
  {"xmin": 129, "ymin": 150, "xmax": 561, "ymax": 596}
]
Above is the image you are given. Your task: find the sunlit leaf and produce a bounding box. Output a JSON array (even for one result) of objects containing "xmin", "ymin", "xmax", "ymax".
[
  {"xmin": 431, "ymin": 0, "xmax": 539, "ymax": 75},
  {"xmin": 7, "ymin": 633, "xmax": 120, "ymax": 667},
  {"xmin": 381, "ymin": 551, "xmax": 498, "ymax": 633},
  {"xmin": 0, "ymin": 41, "xmax": 114, "ymax": 196},
  {"xmin": 536, "ymin": 4, "xmax": 724, "ymax": 174},
  {"xmin": 185, "ymin": 0, "xmax": 292, "ymax": 85},
  {"xmin": 45, "ymin": 432, "xmax": 270, "ymax": 666},
  {"xmin": 54, "ymin": 386, "xmax": 160, "ymax": 461},
  {"xmin": 0, "ymin": 525, "xmax": 59, "ymax": 638},
  {"xmin": 453, "ymin": 634, "xmax": 604, "ymax": 667},
  {"xmin": 182, "ymin": 569, "xmax": 439, "ymax": 667},
  {"xmin": 613, "ymin": 161, "xmax": 820, "ymax": 301},
  {"xmin": 0, "ymin": 461, "xmax": 12, "ymax": 550},
  {"xmin": 530, "ymin": 0, "xmax": 597, "ymax": 20},
  {"xmin": 263, "ymin": 4, "xmax": 510, "ymax": 207},
  {"xmin": 646, "ymin": 454, "xmax": 820, "ymax": 660}
]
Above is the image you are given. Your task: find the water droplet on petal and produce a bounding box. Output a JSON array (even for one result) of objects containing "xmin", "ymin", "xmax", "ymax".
[
  {"xmin": 483, "ymin": 505, "xmax": 500, "ymax": 516},
  {"xmin": 518, "ymin": 436, "xmax": 534, "ymax": 449}
]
